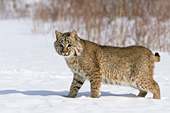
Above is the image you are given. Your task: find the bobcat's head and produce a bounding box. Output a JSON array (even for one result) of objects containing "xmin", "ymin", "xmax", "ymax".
[{"xmin": 54, "ymin": 30, "xmax": 83, "ymax": 58}]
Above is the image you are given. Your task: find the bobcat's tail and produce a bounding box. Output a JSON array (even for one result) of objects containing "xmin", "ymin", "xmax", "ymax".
[{"xmin": 152, "ymin": 52, "xmax": 160, "ymax": 62}]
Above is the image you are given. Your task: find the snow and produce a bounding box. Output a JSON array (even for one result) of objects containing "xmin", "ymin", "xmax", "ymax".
[{"xmin": 0, "ymin": 19, "xmax": 170, "ymax": 113}]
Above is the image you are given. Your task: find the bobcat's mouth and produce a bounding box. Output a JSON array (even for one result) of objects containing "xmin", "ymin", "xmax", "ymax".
[{"xmin": 61, "ymin": 52, "xmax": 70, "ymax": 56}]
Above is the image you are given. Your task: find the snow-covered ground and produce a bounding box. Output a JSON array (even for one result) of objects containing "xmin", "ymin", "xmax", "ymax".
[{"xmin": 0, "ymin": 19, "xmax": 170, "ymax": 113}]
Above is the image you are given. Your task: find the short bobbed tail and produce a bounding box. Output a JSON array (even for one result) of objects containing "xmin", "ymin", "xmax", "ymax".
[{"xmin": 153, "ymin": 52, "xmax": 160, "ymax": 62}]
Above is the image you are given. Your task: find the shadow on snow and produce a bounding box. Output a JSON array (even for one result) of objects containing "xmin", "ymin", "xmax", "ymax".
[{"xmin": 0, "ymin": 90, "xmax": 137, "ymax": 98}]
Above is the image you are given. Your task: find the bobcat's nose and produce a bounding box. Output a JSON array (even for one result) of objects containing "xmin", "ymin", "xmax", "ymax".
[
  {"xmin": 62, "ymin": 50, "xmax": 67, "ymax": 54},
  {"xmin": 62, "ymin": 47, "xmax": 68, "ymax": 52}
]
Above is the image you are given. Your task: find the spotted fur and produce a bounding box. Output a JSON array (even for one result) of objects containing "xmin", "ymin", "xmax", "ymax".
[{"xmin": 54, "ymin": 30, "xmax": 161, "ymax": 99}]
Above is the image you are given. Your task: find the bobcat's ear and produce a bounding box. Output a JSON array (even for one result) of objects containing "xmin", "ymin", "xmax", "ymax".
[
  {"xmin": 70, "ymin": 30, "xmax": 79, "ymax": 41},
  {"xmin": 55, "ymin": 30, "xmax": 62, "ymax": 40}
]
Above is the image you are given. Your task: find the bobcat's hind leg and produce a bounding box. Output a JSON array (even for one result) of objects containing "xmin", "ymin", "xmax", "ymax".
[
  {"xmin": 137, "ymin": 79, "xmax": 160, "ymax": 99},
  {"xmin": 151, "ymin": 80, "xmax": 161, "ymax": 99},
  {"xmin": 138, "ymin": 90, "xmax": 147, "ymax": 97},
  {"xmin": 67, "ymin": 73, "xmax": 86, "ymax": 97}
]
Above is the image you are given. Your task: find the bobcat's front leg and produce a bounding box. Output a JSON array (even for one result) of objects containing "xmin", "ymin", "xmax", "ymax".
[
  {"xmin": 90, "ymin": 73, "xmax": 102, "ymax": 98},
  {"xmin": 67, "ymin": 73, "xmax": 86, "ymax": 97}
]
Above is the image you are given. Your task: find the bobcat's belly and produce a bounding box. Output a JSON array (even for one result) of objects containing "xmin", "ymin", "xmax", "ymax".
[{"xmin": 102, "ymin": 77, "xmax": 130, "ymax": 86}]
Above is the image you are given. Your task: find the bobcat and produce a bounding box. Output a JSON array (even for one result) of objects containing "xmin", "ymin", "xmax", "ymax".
[{"xmin": 54, "ymin": 30, "xmax": 161, "ymax": 99}]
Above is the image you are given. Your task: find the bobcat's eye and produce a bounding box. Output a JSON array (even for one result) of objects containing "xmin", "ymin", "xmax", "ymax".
[
  {"xmin": 60, "ymin": 44, "xmax": 64, "ymax": 47},
  {"xmin": 68, "ymin": 44, "xmax": 72, "ymax": 47}
]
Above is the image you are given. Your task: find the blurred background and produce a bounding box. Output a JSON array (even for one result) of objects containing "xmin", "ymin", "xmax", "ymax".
[{"xmin": 0, "ymin": 0, "xmax": 170, "ymax": 52}]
